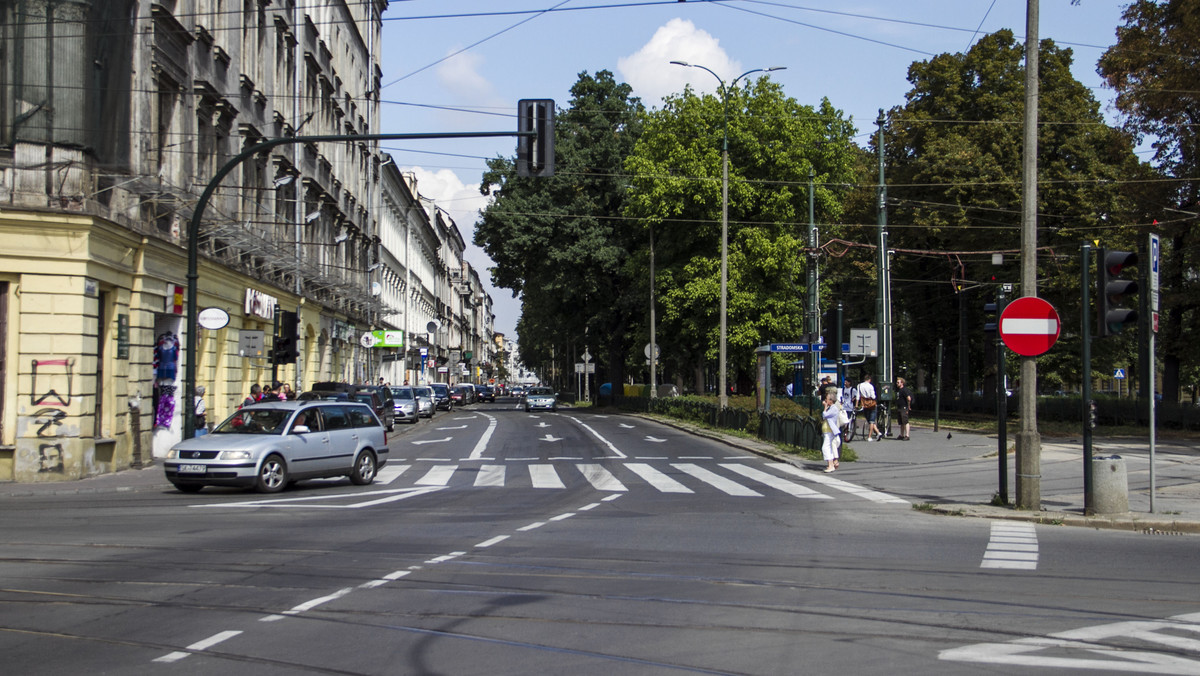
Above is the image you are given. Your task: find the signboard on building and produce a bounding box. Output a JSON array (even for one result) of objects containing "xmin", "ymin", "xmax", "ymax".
[
  {"xmin": 239, "ymin": 330, "xmax": 265, "ymax": 357},
  {"xmin": 244, "ymin": 288, "xmax": 277, "ymax": 320},
  {"xmin": 370, "ymin": 329, "xmax": 404, "ymax": 348}
]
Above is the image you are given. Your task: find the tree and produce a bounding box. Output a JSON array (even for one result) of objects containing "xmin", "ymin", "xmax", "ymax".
[
  {"xmin": 476, "ymin": 71, "xmax": 644, "ymax": 391},
  {"xmin": 1098, "ymin": 0, "xmax": 1200, "ymax": 402},
  {"xmin": 880, "ymin": 30, "xmax": 1144, "ymax": 396},
  {"xmin": 624, "ymin": 79, "xmax": 858, "ymax": 393}
]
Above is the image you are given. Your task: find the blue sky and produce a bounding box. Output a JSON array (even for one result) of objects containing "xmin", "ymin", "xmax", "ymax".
[{"xmin": 377, "ymin": 1, "xmax": 1133, "ymax": 338}]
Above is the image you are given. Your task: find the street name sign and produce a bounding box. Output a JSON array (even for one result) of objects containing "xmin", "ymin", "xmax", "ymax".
[{"xmin": 999, "ymin": 297, "xmax": 1061, "ymax": 357}]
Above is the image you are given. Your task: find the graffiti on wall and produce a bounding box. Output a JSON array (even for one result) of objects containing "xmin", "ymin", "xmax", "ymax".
[{"xmin": 28, "ymin": 358, "xmax": 73, "ymax": 473}]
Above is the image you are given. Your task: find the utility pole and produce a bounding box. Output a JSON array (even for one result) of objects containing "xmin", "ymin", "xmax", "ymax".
[
  {"xmin": 1017, "ymin": 0, "xmax": 1043, "ymax": 509},
  {"xmin": 807, "ymin": 168, "xmax": 819, "ymax": 396},
  {"xmin": 876, "ymin": 111, "xmax": 894, "ymax": 413}
]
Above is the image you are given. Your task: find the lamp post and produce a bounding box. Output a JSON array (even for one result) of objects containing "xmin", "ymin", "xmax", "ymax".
[{"xmin": 670, "ymin": 61, "xmax": 785, "ymax": 408}]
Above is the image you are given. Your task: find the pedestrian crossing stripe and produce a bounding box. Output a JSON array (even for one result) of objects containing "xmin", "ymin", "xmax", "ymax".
[{"xmin": 371, "ymin": 461, "xmax": 909, "ymax": 504}]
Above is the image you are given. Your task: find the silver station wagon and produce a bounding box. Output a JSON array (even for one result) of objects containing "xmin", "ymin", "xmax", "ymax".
[{"xmin": 164, "ymin": 401, "xmax": 388, "ymax": 493}]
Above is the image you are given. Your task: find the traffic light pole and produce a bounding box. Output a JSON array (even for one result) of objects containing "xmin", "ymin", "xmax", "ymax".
[
  {"xmin": 995, "ymin": 286, "xmax": 1008, "ymax": 505},
  {"xmin": 270, "ymin": 304, "xmax": 280, "ymax": 386},
  {"xmin": 181, "ymin": 128, "xmax": 538, "ymax": 440}
]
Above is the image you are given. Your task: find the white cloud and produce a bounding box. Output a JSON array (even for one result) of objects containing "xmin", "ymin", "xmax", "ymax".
[
  {"xmin": 618, "ymin": 18, "xmax": 740, "ymax": 104},
  {"xmin": 435, "ymin": 50, "xmax": 494, "ymax": 100}
]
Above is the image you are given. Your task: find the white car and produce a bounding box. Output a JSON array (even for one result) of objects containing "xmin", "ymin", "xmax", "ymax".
[
  {"xmin": 164, "ymin": 401, "xmax": 388, "ymax": 493},
  {"xmin": 524, "ymin": 387, "xmax": 558, "ymax": 412},
  {"xmin": 413, "ymin": 386, "xmax": 435, "ymax": 418}
]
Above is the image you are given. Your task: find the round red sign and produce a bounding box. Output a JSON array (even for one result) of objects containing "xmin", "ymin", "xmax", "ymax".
[{"xmin": 999, "ymin": 297, "xmax": 1061, "ymax": 357}]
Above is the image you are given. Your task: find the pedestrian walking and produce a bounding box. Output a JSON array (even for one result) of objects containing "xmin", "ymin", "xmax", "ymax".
[
  {"xmin": 839, "ymin": 377, "xmax": 857, "ymax": 409},
  {"xmin": 895, "ymin": 377, "xmax": 914, "ymax": 440},
  {"xmin": 194, "ymin": 385, "xmax": 208, "ymax": 436},
  {"xmin": 857, "ymin": 374, "xmax": 881, "ymax": 441},
  {"xmin": 279, "ymin": 383, "xmax": 294, "ymax": 401},
  {"xmin": 820, "ymin": 390, "xmax": 842, "ymax": 472},
  {"xmin": 260, "ymin": 383, "xmax": 282, "ymax": 402}
]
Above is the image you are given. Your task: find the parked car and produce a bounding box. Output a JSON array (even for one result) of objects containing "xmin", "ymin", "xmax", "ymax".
[
  {"xmin": 524, "ymin": 386, "xmax": 558, "ymax": 412},
  {"xmin": 430, "ymin": 383, "xmax": 453, "ymax": 411},
  {"xmin": 389, "ymin": 386, "xmax": 419, "ymax": 424},
  {"xmin": 475, "ymin": 384, "xmax": 495, "ymax": 403},
  {"xmin": 356, "ymin": 385, "xmax": 396, "ymax": 423},
  {"xmin": 413, "ymin": 386, "xmax": 435, "ymax": 418},
  {"xmin": 163, "ymin": 401, "xmax": 388, "ymax": 493}
]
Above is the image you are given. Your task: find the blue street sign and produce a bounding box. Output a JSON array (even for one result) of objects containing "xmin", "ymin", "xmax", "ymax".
[{"xmin": 1114, "ymin": 368, "xmax": 1126, "ymax": 379}]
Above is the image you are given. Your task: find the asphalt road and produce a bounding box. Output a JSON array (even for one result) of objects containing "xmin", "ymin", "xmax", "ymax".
[{"xmin": 1, "ymin": 399, "xmax": 1198, "ymax": 674}]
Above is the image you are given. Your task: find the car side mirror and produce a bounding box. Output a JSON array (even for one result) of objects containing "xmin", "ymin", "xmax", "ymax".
[{"xmin": 292, "ymin": 425, "xmax": 310, "ymax": 434}]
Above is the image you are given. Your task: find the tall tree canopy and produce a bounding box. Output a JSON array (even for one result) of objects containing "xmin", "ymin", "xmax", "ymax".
[
  {"xmin": 475, "ymin": 70, "xmax": 644, "ymax": 389},
  {"xmin": 1099, "ymin": 0, "xmax": 1200, "ymax": 400},
  {"xmin": 624, "ymin": 79, "xmax": 858, "ymax": 391},
  {"xmin": 881, "ymin": 30, "xmax": 1144, "ymax": 395}
]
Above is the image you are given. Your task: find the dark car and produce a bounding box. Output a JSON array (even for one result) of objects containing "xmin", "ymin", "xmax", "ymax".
[
  {"xmin": 449, "ymin": 384, "xmax": 473, "ymax": 406},
  {"xmin": 301, "ymin": 389, "xmax": 394, "ymax": 431},
  {"xmin": 430, "ymin": 383, "xmax": 453, "ymax": 411},
  {"xmin": 356, "ymin": 385, "xmax": 396, "ymax": 427},
  {"xmin": 475, "ymin": 384, "xmax": 495, "ymax": 403}
]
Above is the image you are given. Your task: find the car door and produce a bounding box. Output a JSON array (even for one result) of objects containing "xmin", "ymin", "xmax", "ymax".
[
  {"xmin": 319, "ymin": 404, "xmax": 359, "ymax": 473},
  {"xmin": 345, "ymin": 405, "xmax": 387, "ymax": 467},
  {"xmin": 281, "ymin": 407, "xmax": 332, "ymax": 479}
]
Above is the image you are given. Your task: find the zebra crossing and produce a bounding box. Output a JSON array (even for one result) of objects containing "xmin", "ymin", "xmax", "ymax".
[{"xmin": 372, "ymin": 460, "xmax": 910, "ymax": 504}]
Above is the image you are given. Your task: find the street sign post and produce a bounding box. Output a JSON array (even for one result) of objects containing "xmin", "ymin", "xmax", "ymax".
[{"xmin": 999, "ymin": 297, "xmax": 1061, "ymax": 357}]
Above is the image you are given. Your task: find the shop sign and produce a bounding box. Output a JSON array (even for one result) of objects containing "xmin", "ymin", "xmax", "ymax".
[
  {"xmin": 198, "ymin": 307, "xmax": 230, "ymax": 330},
  {"xmin": 334, "ymin": 321, "xmax": 353, "ymax": 341},
  {"xmin": 166, "ymin": 284, "xmax": 184, "ymax": 314},
  {"xmin": 116, "ymin": 314, "xmax": 129, "ymax": 359},
  {"xmin": 370, "ymin": 329, "xmax": 404, "ymax": 348},
  {"xmin": 244, "ymin": 288, "xmax": 277, "ymax": 320}
]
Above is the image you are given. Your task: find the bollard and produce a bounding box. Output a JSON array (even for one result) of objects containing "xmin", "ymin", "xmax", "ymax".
[{"xmin": 1090, "ymin": 455, "xmax": 1129, "ymax": 514}]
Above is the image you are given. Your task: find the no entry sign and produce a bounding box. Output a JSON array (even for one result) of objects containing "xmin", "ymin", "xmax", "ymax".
[{"xmin": 999, "ymin": 297, "xmax": 1061, "ymax": 356}]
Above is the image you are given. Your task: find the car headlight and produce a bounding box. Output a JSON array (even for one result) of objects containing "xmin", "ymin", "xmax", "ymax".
[
  {"xmin": 218, "ymin": 450, "xmax": 253, "ymax": 460},
  {"xmin": 166, "ymin": 449, "xmax": 178, "ymax": 459}
]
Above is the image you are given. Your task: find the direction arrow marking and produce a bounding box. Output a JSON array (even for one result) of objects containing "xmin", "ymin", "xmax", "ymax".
[
  {"xmin": 436, "ymin": 425, "xmax": 468, "ymax": 430},
  {"xmin": 619, "ymin": 423, "xmax": 635, "ymax": 429},
  {"xmin": 412, "ymin": 437, "xmax": 452, "ymax": 445},
  {"xmin": 535, "ymin": 422, "xmax": 550, "ymax": 428},
  {"xmin": 540, "ymin": 434, "xmax": 563, "ymax": 442},
  {"xmin": 645, "ymin": 436, "xmax": 667, "ymax": 443}
]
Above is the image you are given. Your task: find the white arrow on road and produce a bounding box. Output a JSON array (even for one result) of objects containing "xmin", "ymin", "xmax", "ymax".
[
  {"xmin": 436, "ymin": 425, "xmax": 468, "ymax": 430},
  {"xmin": 644, "ymin": 436, "xmax": 667, "ymax": 443},
  {"xmin": 619, "ymin": 423, "xmax": 635, "ymax": 429},
  {"xmin": 539, "ymin": 434, "xmax": 563, "ymax": 442},
  {"xmin": 535, "ymin": 422, "xmax": 550, "ymax": 428},
  {"xmin": 411, "ymin": 437, "xmax": 452, "ymax": 445}
]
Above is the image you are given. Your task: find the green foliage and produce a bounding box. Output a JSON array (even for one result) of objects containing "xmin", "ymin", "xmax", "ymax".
[{"xmin": 624, "ymin": 79, "xmax": 859, "ymax": 387}]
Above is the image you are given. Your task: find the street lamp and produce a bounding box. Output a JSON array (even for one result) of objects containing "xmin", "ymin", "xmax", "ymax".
[{"xmin": 670, "ymin": 61, "xmax": 786, "ymax": 408}]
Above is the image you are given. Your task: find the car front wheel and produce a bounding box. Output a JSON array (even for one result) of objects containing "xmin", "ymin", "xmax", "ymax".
[
  {"xmin": 349, "ymin": 451, "xmax": 377, "ymax": 485},
  {"xmin": 255, "ymin": 454, "xmax": 288, "ymax": 493}
]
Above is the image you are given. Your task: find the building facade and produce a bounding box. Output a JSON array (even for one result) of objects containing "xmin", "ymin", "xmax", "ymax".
[{"xmin": 0, "ymin": 0, "xmax": 496, "ymax": 483}]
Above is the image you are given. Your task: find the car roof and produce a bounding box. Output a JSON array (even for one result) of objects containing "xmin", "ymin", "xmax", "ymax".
[{"xmin": 241, "ymin": 400, "xmax": 372, "ymax": 411}]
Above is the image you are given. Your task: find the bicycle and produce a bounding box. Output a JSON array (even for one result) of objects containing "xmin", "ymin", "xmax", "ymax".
[{"xmin": 842, "ymin": 406, "xmax": 865, "ymax": 441}]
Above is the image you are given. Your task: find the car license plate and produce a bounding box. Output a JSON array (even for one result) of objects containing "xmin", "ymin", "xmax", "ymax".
[{"xmin": 178, "ymin": 464, "xmax": 206, "ymax": 474}]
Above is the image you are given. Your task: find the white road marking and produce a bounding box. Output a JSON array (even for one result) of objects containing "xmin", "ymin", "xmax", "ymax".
[
  {"xmin": 981, "ymin": 522, "xmax": 1039, "ymax": 569},
  {"xmin": 416, "ymin": 465, "xmax": 458, "ymax": 486},
  {"xmin": 154, "ymin": 630, "xmax": 244, "ymax": 663},
  {"xmin": 476, "ymin": 535, "xmax": 509, "ymax": 548},
  {"xmin": 518, "ymin": 521, "xmax": 546, "ymax": 531},
  {"xmin": 411, "ymin": 437, "xmax": 452, "ymax": 445},
  {"xmin": 720, "ymin": 463, "xmax": 832, "ymax": 499},
  {"xmin": 771, "ymin": 464, "xmax": 910, "ymax": 504},
  {"xmin": 576, "ymin": 463, "xmax": 628, "ymax": 491},
  {"xmin": 468, "ymin": 413, "xmax": 498, "ymax": 460},
  {"xmin": 619, "ymin": 423, "xmax": 635, "ymax": 429},
  {"xmin": 578, "ymin": 502, "xmax": 601, "ymax": 511},
  {"xmin": 673, "ymin": 463, "xmax": 761, "ymax": 496},
  {"xmin": 474, "ymin": 464, "xmax": 505, "ymax": 487},
  {"xmin": 282, "ymin": 587, "xmax": 354, "ymax": 615},
  {"xmin": 549, "ymin": 512, "xmax": 575, "ymax": 521},
  {"xmin": 539, "ymin": 434, "xmax": 564, "ymax": 442},
  {"xmin": 535, "ymin": 422, "xmax": 550, "ymax": 428},
  {"xmin": 190, "ymin": 486, "xmax": 443, "ymax": 509},
  {"xmin": 645, "ymin": 436, "xmax": 667, "ymax": 443},
  {"xmin": 374, "ymin": 464, "xmax": 410, "ymax": 485},
  {"xmin": 529, "ymin": 464, "xmax": 566, "ymax": 489},
  {"xmin": 426, "ymin": 552, "xmax": 466, "ymax": 564},
  {"xmin": 625, "ymin": 463, "xmax": 693, "ymax": 493},
  {"xmin": 565, "ymin": 416, "xmax": 627, "ymax": 458},
  {"xmin": 436, "ymin": 425, "xmax": 468, "ymax": 430},
  {"xmin": 940, "ymin": 611, "xmax": 1200, "ymax": 672}
]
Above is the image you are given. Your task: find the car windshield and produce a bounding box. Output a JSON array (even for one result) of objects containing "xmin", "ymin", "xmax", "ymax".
[
  {"xmin": 390, "ymin": 387, "xmax": 414, "ymax": 400},
  {"xmin": 431, "ymin": 384, "xmax": 448, "ymax": 396},
  {"xmin": 415, "ymin": 387, "xmax": 431, "ymax": 397},
  {"xmin": 529, "ymin": 387, "xmax": 553, "ymax": 396},
  {"xmin": 213, "ymin": 408, "xmax": 291, "ymax": 435},
  {"xmin": 353, "ymin": 393, "xmax": 375, "ymax": 406}
]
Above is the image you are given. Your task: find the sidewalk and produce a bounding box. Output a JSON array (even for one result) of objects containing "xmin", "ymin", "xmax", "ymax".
[{"xmin": 644, "ymin": 414, "xmax": 1200, "ymax": 534}]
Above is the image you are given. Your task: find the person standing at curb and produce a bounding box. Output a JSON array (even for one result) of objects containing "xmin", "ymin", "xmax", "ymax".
[
  {"xmin": 895, "ymin": 377, "xmax": 914, "ymax": 440},
  {"xmin": 821, "ymin": 390, "xmax": 842, "ymax": 472},
  {"xmin": 857, "ymin": 374, "xmax": 881, "ymax": 441}
]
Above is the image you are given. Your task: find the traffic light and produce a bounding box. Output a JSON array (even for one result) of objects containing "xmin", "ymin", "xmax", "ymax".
[
  {"xmin": 821, "ymin": 305, "xmax": 842, "ymax": 361},
  {"xmin": 517, "ymin": 99, "xmax": 555, "ymax": 178},
  {"xmin": 272, "ymin": 310, "xmax": 300, "ymax": 364},
  {"xmin": 1098, "ymin": 248, "xmax": 1138, "ymax": 337}
]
